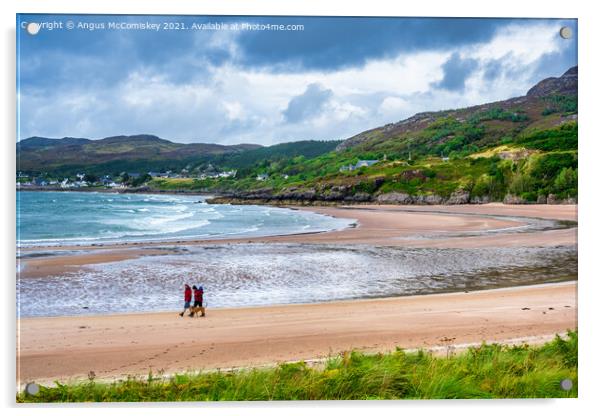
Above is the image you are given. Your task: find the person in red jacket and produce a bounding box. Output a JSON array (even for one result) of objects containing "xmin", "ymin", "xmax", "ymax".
[
  {"xmin": 179, "ymin": 284, "xmax": 192, "ymax": 317},
  {"xmin": 190, "ymin": 285, "xmax": 205, "ymax": 317}
]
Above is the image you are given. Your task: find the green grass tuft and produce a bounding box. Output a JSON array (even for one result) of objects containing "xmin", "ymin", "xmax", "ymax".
[{"xmin": 17, "ymin": 331, "xmax": 578, "ymax": 402}]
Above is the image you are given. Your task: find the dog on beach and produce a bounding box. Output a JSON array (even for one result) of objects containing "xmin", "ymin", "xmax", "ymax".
[{"xmin": 188, "ymin": 306, "xmax": 206, "ymax": 317}]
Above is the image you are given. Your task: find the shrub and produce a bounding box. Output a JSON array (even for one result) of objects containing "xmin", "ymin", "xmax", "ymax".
[
  {"xmin": 472, "ymin": 174, "xmax": 493, "ymax": 197},
  {"xmin": 508, "ymin": 173, "xmax": 536, "ymax": 195},
  {"xmin": 553, "ymin": 167, "xmax": 578, "ymax": 197},
  {"xmin": 529, "ymin": 152, "xmax": 577, "ymax": 182},
  {"xmin": 516, "ymin": 123, "xmax": 577, "ymax": 151},
  {"xmin": 541, "ymin": 94, "xmax": 577, "ymax": 115}
]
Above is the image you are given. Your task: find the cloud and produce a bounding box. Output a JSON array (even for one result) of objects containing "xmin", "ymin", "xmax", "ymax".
[
  {"xmin": 234, "ymin": 17, "xmax": 504, "ymax": 72},
  {"xmin": 282, "ymin": 83, "xmax": 333, "ymax": 123},
  {"xmin": 17, "ymin": 16, "xmax": 577, "ymax": 144},
  {"xmin": 379, "ymin": 96, "xmax": 410, "ymax": 117},
  {"xmin": 434, "ymin": 53, "xmax": 478, "ymax": 91}
]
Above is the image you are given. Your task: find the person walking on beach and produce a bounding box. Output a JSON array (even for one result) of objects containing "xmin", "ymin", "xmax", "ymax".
[
  {"xmin": 179, "ymin": 284, "xmax": 192, "ymax": 317},
  {"xmin": 190, "ymin": 285, "xmax": 205, "ymax": 317}
]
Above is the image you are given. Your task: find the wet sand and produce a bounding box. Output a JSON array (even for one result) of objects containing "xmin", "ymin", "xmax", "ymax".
[
  {"xmin": 18, "ymin": 281, "xmax": 577, "ymax": 386},
  {"xmin": 18, "ymin": 203, "xmax": 577, "ymax": 279}
]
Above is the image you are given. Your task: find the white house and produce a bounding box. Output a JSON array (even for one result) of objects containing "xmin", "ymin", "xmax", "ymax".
[
  {"xmin": 340, "ymin": 159, "xmax": 379, "ymax": 172},
  {"xmin": 219, "ymin": 170, "xmax": 237, "ymax": 178},
  {"xmin": 355, "ymin": 160, "xmax": 379, "ymax": 169}
]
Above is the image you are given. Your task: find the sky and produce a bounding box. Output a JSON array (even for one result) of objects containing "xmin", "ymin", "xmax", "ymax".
[{"xmin": 17, "ymin": 15, "xmax": 577, "ymax": 145}]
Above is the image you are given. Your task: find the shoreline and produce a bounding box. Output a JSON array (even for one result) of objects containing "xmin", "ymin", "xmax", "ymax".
[
  {"xmin": 17, "ymin": 203, "xmax": 578, "ymax": 279},
  {"xmin": 18, "ymin": 281, "xmax": 577, "ymax": 387},
  {"xmin": 20, "ymin": 279, "xmax": 576, "ymax": 321},
  {"xmin": 18, "ymin": 202, "xmax": 577, "ymax": 252}
]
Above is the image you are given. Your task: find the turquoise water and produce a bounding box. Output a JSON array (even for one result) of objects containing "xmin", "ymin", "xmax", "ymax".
[{"xmin": 16, "ymin": 191, "xmax": 354, "ymax": 247}]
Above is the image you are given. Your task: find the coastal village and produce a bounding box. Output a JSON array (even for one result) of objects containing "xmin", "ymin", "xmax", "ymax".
[
  {"xmin": 16, "ymin": 167, "xmax": 238, "ymax": 189},
  {"xmin": 16, "ymin": 153, "xmax": 391, "ymax": 190}
]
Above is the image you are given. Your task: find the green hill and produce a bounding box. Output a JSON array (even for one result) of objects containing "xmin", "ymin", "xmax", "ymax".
[
  {"xmin": 17, "ymin": 135, "xmax": 340, "ymax": 178},
  {"xmin": 200, "ymin": 67, "xmax": 577, "ymax": 204},
  {"xmin": 17, "ymin": 134, "xmax": 261, "ymax": 176}
]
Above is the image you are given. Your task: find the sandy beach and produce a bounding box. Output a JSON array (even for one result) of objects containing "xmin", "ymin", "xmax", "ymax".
[
  {"xmin": 17, "ymin": 203, "xmax": 578, "ymax": 386},
  {"xmin": 18, "ymin": 281, "xmax": 577, "ymax": 387}
]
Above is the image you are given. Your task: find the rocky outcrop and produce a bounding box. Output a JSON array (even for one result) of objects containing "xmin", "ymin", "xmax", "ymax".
[
  {"xmin": 503, "ymin": 194, "xmax": 529, "ymax": 204},
  {"xmin": 376, "ymin": 192, "xmax": 413, "ymax": 204},
  {"xmin": 344, "ymin": 192, "xmax": 372, "ymax": 202},
  {"xmin": 375, "ymin": 191, "xmax": 455, "ymax": 205},
  {"xmin": 526, "ymin": 66, "xmax": 577, "ymax": 98},
  {"xmin": 469, "ymin": 196, "xmax": 491, "ymax": 204},
  {"xmin": 207, "ymin": 189, "xmax": 576, "ymax": 206},
  {"xmin": 447, "ymin": 190, "xmax": 471, "ymax": 205},
  {"xmin": 547, "ymin": 194, "xmax": 578, "ymax": 205},
  {"xmin": 414, "ymin": 194, "xmax": 444, "ymax": 205}
]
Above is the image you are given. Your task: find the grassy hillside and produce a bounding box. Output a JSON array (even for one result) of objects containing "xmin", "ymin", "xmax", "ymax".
[
  {"xmin": 17, "ymin": 135, "xmax": 340, "ymax": 178},
  {"xmin": 149, "ymin": 119, "xmax": 577, "ymax": 203},
  {"xmin": 168, "ymin": 68, "xmax": 577, "ymax": 204},
  {"xmin": 17, "ymin": 134, "xmax": 261, "ymax": 176},
  {"xmin": 18, "ymin": 331, "xmax": 577, "ymax": 402}
]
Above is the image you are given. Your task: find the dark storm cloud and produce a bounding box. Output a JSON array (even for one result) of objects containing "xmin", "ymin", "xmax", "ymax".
[
  {"xmin": 235, "ymin": 17, "xmax": 508, "ymax": 72},
  {"xmin": 17, "ymin": 15, "xmax": 547, "ymax": 92}
]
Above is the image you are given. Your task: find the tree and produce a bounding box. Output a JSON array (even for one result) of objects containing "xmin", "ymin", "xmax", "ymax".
[
  {"xmin": 131, "ymin": 173, "xmax": 152, "ymax": 187},
  {"xmin": 508, "ymin": 173, "xmax": 536, "ymax": 195},
  {"xmin": 472, "ymin": 174, "xmax": 493, "ymax": 197},
  {"xmin": 83, "ymin": 174, "xmax": 99, "ymax": 184},
  {"xmin": 553, "ymin": 167, "xmax": 577, "ymax": 196}
]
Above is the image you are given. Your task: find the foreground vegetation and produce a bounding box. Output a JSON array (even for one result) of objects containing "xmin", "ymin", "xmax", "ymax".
[{"xmin": 19, "ymin": 331, "xmax": 577, "ymax": 402}]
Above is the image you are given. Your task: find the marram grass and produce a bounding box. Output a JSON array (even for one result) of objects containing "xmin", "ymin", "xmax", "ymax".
[{"xmin": 18, "ymin": 331, "xmax": 577, "ymax": 402}]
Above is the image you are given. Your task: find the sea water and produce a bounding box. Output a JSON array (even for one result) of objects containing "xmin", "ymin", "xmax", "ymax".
[
  {"xmin": 16, "ymin": 191, "xmax": 577, "ymax": 318},
  {"xmin": 16, "ymin": 191, "xmax": 353, "ymax": 247},
  {"xmin": 17, "ymin": 243, "xmax": 577, "ymax": 317}
]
